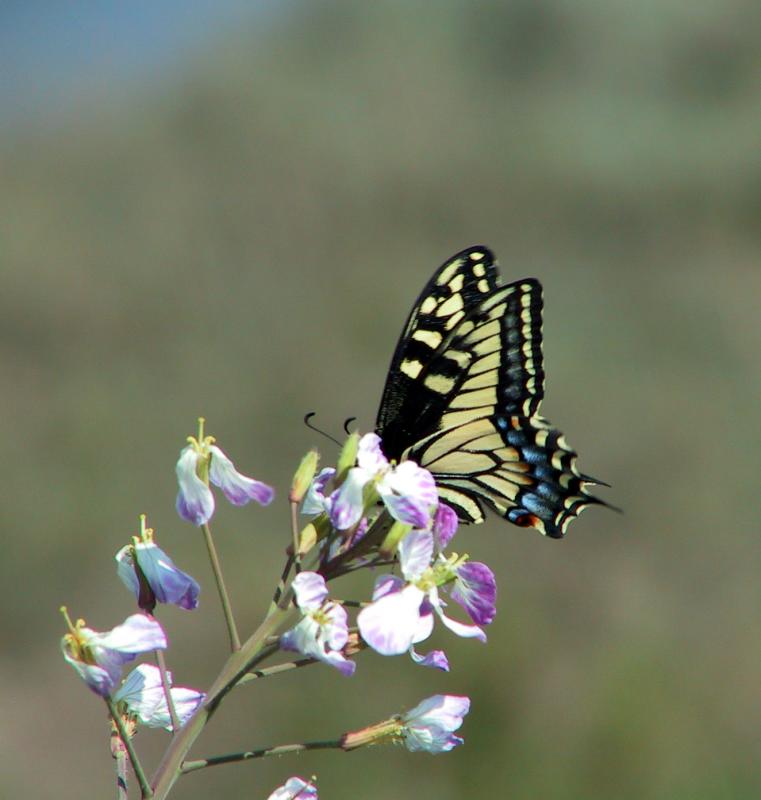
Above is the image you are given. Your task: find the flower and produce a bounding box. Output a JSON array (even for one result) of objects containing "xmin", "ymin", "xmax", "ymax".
[
  {"xmin": 113, "ymin": 664, "xmax": 204, "ymax": 730},
  {"xmin": 303, "ymin": 433, "xmax": 437, "ymax": 532},
  {"xmin": 175, "ymin": 418, "xmax": 274, "ymax": 525},
  {"xmin": 60, "ymin": 609, "xmax": 167, "ymax": 697},
  {"xmin": 401, "ymin": 694, "xmax": 470, "ymax": 753},
  {"xmin": 341, "ymin": 694, "xmax": 470, "ymax": 753},
  {"xmin": 280, "ymin": 572, "xmax": 355, "ymax": 676},
  {"xmin": 116, "ymin": 516, "xmax": 199, "ymax": 611},
  {"xmin": 267, "ymin": 777, "xmax": 318, "ymax": 800},
  {"xmin": 357, "ymin": 529, "xmax": 493, "ymax": 657},
  {"xmin": 301, "ymin": 467, "xmax": 335, "ymax": 516}
]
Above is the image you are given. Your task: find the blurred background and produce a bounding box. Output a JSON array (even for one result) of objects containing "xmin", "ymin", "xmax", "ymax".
[{"xmin": 3, "ymin": 1, "xmax": 760, "ymax": 798}]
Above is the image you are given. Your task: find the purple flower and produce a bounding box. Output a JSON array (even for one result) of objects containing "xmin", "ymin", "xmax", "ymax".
[
  {"xmin": 116, "ymin": 518, "xmax": 199, "ymax": 611},
  {"xmin": 267, "ymin": 777, "xmax": 318, "ymax": 800},
  {"xmin": 401, "ymin": 694, "xmax": 471, "ymax": 753},
  {"xmin": 60, "ymin": 609, "xmax": 167, "ymax": 697},
  {"xmin": 175, "ymin": 419, "xmax": 274, "ymax": 525},
  {"xmin": 114, "ymin": 664, "xmax": 204, "ymax": 730},
  {"xmin": 325, "ymin": 433, "xmax": 437, "ymax": 531},
  {"xmin": 280, "ymin": 572, "xmax": 355, "ymax": 676},
  {"xmin": 357, "ymin": 530, "xmax": 489, "ymax": 658}
]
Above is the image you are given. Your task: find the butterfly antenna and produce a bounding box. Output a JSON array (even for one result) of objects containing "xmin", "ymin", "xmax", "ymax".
[
  {"xmin": 303, "ymin": 412, "xmax": 342, "ymax": 446},
  {"xmin": 343, "ymin": 417, "xmax": 357, "ymax": 435}
]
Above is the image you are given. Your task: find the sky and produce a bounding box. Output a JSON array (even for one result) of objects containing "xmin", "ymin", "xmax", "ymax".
[{"xmin": 0, "ymin": 1, "xmax": 282, "ymax": 128}]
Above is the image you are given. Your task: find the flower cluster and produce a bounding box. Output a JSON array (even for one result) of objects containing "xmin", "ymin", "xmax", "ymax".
[
  {"xmin": 291, "ymin": 432, "xmax": 497, "ymax": 678},
  {"xmin": 61, "ymin": 420, "xmax": 493, "ymax": 796}
]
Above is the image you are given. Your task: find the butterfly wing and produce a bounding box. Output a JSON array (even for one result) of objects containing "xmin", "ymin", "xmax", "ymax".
[
  {"xmin": 377, "ymin": 246, "xmax": 503, "ymax": 461},
  {"xmin": 376, "ymin": 246, "xmax": 604, "ymax": 538}
]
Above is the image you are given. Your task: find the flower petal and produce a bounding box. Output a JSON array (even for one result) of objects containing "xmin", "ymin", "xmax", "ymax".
[
  {"xmin": 175, "ymin": 446, "xmax": 215, "ymax": 525},
  {"xmin": 451, "ymin": 561, "xmax": 496, "ymax": 626},
  {"xmin": 398, "ymin": 530, "xmax": 434, "ymax": 582},
  {"xmin": 327, "ymin": 467, "xmax": 367, "ymax": 530},
  {"xmin": 94, "ymin": 613, "xmax": 167, "ymax": 654},
  {"xmin": 115, "ymin": 545, "xmax": 140, "ymax": 598},
  {"xmin": 402, "ymin": 694, "xmax": 470, "ymax": 753},
  {"xmin": 357, "ymin": 584, "xmax": 426, "ymax": 655},
  {"xmin": 302, "ymin": 467, "xmax": 335, "ymax": 515},
  {"xmin": 371, "ymin": 573, "xmax": 405, "ymax": 602},
  {"xmin": 432, "ymin": 503, "xmax": 458, "ymax": 550},
  {"xmin": 356, "ymin": 433, "xmax": 389, "ymax": 474},
  {"xmin": 434, "ymin": 600, "xmax": 487, "ymax": 643},
  {"xmin": 379, "ymin": 461, "xmax": 437, "ymax": 528},
  {"xmin": 115, "ymin": 664, "xmax": 205, "ymax": 729},
  {"xmin": 292, "ymin": 571, "xmax": 329, "ymax": 612},
  {"xmin": 61, "ymin": 647, "xmax": 118, "ymax": 697},
  {"xmin": 410, "ymin": 647, "xmax": 450, "ymax": 672},
  {"xmin": 267, "ymin": 777, "xmax": 318, "ymax": 800},
  {"xmin": 133, "ymin": 542, "xmax": 200, "ymax": 610},
  {"xmin": 209, "ymin": 445, "xmax": 274, "ymax": 506}
]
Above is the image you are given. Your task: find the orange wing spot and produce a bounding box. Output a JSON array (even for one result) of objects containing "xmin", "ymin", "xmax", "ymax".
[{"xmin": 513, "ymin": 513, "xmax": 541, "ymax": 528}]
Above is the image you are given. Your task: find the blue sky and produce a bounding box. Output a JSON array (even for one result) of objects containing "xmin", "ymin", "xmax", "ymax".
[{"xmin": 0, "ymin": 1, "xmax": 281, "ymax": 127}]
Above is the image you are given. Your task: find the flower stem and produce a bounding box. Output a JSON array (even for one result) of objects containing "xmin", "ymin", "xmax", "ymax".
[
  {"xmin": 150, "ymin": 600, "xmax": 297, "ymax": 799},
  {"xmin": 106, "ymin": 696, "xmax": 153, "ymax": 799},
  {"xmin": 155, "ymin": 649, "xmax": 181, "ymax": 733},
  {"xmin": 181, "ymin": 739, "xmax": 344, "ymax": 774},
  {"xmin": 321, "ymin": 510, "xmax": 393, "ymax": 580},
  {"xmin": 269, "ymin": 552, "xmax": 295, "ymax": 615},
  {"xmin": 236, "ymin": 655, "xmax": 316, "ymax": 686},
  {"xmin": 290, "ymin": 500, "xmax": 302, "ymax": 574},
  {"xmin": 201, "ymin": 522, "xmax": 241, "ymax": 651},
  {"xmin": 110, "ymin": 723, "xmax": 129, "ymax": 800}
]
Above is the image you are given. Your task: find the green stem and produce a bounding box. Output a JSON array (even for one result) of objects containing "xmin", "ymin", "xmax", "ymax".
[
  {"xmin": 290, "ymin": 501, "xmax": 302, "ymax": 574},
  {"xmin": 110, "ymin": 725, "xmax": 129, "ymax": 800},
  {"xmin": 201, "ymin": 522, "xmax": 241, "ymax": 651},
  {"xmin": 155, "ymin": 649, "xmax": 181, "ymax": 733},
  {"xmin": 150, "ymin": 600, "xmax": 297, "ymax": 799},
  {"xmin": 181, "ymin": 739, "xmax": 343, "ymax": 774},
  {"xmin": 236, "ymin": 655, "xmax": 316, "ymax": 686},
  {"xmin": 268, "ymin": 552, "xmax": 295, "ymax": 615},
  {"xmin": 106, "ymin": 696, "xmax": 153, "ymax": 799}
]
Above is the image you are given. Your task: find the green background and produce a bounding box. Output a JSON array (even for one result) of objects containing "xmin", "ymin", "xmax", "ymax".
[{"xmin": 3, "ymin": 1, "xmax": 760, "ymax": 798}]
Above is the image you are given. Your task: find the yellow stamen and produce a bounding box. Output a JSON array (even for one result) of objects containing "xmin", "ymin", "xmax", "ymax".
[{"xmin": 60, "ymin": 606, "xmax": 78, "ymax": 636}]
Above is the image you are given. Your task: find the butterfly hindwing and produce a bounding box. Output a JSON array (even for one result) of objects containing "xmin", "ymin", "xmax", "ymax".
[{"xmin": 376, "ymin": 246, "xmax": 605, "ymax": 538}]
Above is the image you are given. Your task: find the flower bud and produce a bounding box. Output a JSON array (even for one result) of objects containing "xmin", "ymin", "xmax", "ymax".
[
  {"xmin": 334, "ymin": 432, "xmax": 359, "ymax": 485},
  {"xmin": 379, "ymin": 519, "xmax": 412, "ymax": 558},
  {"xmin": 290, "ymin": 450, "xmax": 319, "ymax": 504}
]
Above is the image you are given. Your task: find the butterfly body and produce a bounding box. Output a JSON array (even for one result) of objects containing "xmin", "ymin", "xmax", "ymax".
[{"xmin": 375, "ymin": 246, "xmax": 605, "ymax": 538}]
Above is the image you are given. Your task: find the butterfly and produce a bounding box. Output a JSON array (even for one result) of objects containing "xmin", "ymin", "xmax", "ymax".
[{"xmin": 375, "ymin": 246, "xmax": 607, "ymax": 538}]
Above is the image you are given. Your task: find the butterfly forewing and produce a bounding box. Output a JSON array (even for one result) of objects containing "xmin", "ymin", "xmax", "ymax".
[
  {"xmin": 377, "ymin": 246, "xmax": 501, "ymax": 461},
  {"xmin": 376, "ymin": 246, "xmax": 605, "ymax": 538}
]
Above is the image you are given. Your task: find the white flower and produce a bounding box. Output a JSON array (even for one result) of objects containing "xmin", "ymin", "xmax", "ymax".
[
  {"xmin": 175, "ymin": 420, "xmax": 273, "ymax": 525},
  {"xmin": 60, "ymin": 609, "xmax": 167, "ymax": 697},
  {"xmin": 114, "ymin": 664, "xmax": 204, "ymax": 730},
  {"xmin": 402, "ymin": 694, "xmax": 471, "ymax": 753},
  {"xmin": 280, "ymin": 572, "xmax": 355, "ymax": 676}
]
